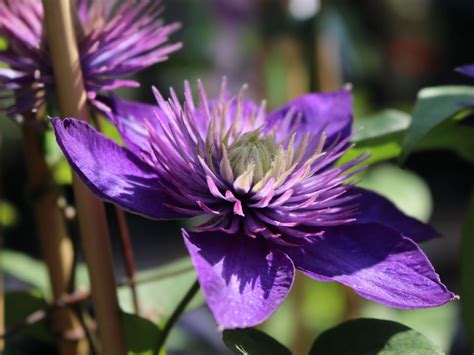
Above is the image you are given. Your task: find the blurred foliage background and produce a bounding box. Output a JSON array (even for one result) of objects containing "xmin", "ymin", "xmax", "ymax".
[{"xmin": 2, "ymin": 0, "xmax": 474, "ymax": 354}]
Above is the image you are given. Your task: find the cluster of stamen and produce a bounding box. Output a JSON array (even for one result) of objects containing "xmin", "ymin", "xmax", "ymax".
[{"xmin": 142, "ymin": 80, "xmax": 366, "ymax": 243}]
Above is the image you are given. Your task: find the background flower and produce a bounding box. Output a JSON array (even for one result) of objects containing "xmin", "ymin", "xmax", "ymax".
[
  {"xmin": 0, "ymin": 0, "xmax": 181, "ymax": 116},
  {"xmin": 52, "ymin": 81, "xmax": 456, "ymax": 329}
]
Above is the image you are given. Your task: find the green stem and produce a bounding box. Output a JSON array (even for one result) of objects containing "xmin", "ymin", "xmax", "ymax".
[{"xmin": 154, "ymin": 279, "xmax": 200, "ymax": 354}]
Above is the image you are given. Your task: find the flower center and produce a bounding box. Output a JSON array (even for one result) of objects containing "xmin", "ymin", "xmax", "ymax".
[{"xmin": 228, "ymin": 131, "xmax": 278, "ymax": 183}]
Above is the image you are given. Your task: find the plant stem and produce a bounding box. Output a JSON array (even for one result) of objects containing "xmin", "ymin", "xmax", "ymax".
[
  {"xmin": 0, "ymin": 290, "xmax": 90, "ymax": 339},
  {"xmin": 115, "ymin": 208, "xmax": 141, "ymax": 315},
  {"xmin": 42, "ymin": 1, "xmax": 126, "ymax": 354},
  {"xmin": 154, "ymin": 279, "xmax": 200, "ymax": 355},
  {"xmin": 23, "ymin": 123, "xmax": 88, "ymax": 355}
]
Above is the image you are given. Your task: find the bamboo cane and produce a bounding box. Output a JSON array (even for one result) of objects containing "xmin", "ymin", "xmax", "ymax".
[
  {"xmin": 23, "ymin": 122, "xmax": 88, "ymax": 355},
  {"xmin": 42, "ymin": 1, "xmax": 126, "ymax": 354}
]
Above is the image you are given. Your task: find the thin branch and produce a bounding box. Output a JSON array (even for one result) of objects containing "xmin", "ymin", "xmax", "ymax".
[
  {"xmin": 0, "ymin": 291, "xmax": 90, "ymax": 340},
  {"xmin": 154, "ymin": 279, "xmax": 200, "ymax": 355},
  {"xmin": 115, "ymin": 208, "xmax": 140, "ymax": 314},
  {"xmin": 117, "ymin": 265, "xmax": 194, "ymax": 288}
]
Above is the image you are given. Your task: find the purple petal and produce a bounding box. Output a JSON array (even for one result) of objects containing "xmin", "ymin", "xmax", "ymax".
[
  {"xmin": 266, "ymin": 89, "xmax": 353, "ymax": 146},
  {"xmin": 350, "ymin": 187, "xmax": 438, "ymax": 243},
  {"xmin": 455, "ymin": 64, "xmax": 474, "ymax": 78},
  {"xmin": 183, "ymin": 230, "xmax": 295, "ymax": 329},
  {"xmin": 51, "ymin": 118, "xmax": 183, "ymax": 220},
  {"xmin": 280, "ymin": 224, "xmax": 456, "ymax": 309}
]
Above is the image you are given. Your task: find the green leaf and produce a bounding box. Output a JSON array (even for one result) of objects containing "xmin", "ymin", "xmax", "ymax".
[
  {"xmin": 360, "ymin": 303, "xmax": 456, "ymax": 352},
  {"xmin": 461, "ymin": 189, "xmax": 474, "ymax": 348},
  {"xmin": 122, "ymin": 311, "xmax": 163, "ymax": 355},
  {"xmin": 223, "ymin": 328, "xmax": 292, "ymax": 355},
  {"xmin": 417, "ymin": 118, "xmax": 474, "ymax": 163},
  {"xmin": 2, "ymin": 250, "xmax": 90, "ymax": 296},
  {"xmin": 309, "ymin": 318, "xmax": 442, "ymax": 355},
  {"xmin": 400, "ymin": 85, "xmax": 474, "ymax": 162},
  {"xmin": 98, "ymin": 116, "xmax": 123, "ymax": 145},
  {"xmin": 358, "ymin": 164, "xmax": 433, "ymax": 222},
  {"xmin": 5, "ymin": 290, "xmax": 53, "ymax": 343},
  {"xmin": 2, "ymin": 251, "xmax": 50, "ymax": 293},
  {"xmin": 340, "ymin": 110, "xmax": 410, "ymax": 166},
  {"xmin": 118, "ymin": 257, "xmax": 203, "ymax": 319},
  {"xmin": 0, "ymin": 200, "xmax": 18, "ymax": 228},
  {"xmin": 353, "ymin": 109, "xmax": 411, "ymax": 142}
]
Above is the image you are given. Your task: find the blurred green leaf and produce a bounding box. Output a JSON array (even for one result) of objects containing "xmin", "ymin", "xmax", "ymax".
[
  {"xmin": 2, "ymin": 250, "xmax": 90, "ymax": 296},
  {"xmin": 301, "ymin": 282, "xmax": 346, "ymax": 334},
  {"xmin": 223, "ymin": 328, "xmax": 291, "ymax": 355},
  {"xmin": 309, "ymin": 318, "xmax": 442, "ymax": 355},
  {"xmin": 358, "ymin": 164, "xmax": 433, "ymax": 222},
  {"xmin": 44, "ymin": 130, "xmax": 73, "ymax": 185},
  {"xmin": 118, "ymin": 257, "xmax": 203, "ymax": 319},
  {"xmin": 122, "ymin": 311, "xmax": 163, "ymax": 355},
  {"xmin": 2, "ymin": 250, "xmax": 201, "ymax": 322},
  {"xmin": 5, "ymin": 290, "xmax": 53, "ymax": 343},
  {"xmin": 417, "ymin": 118, "xmax": 474, "ymax": 163},
  {"xmin": 340, "ymin": 109, "xmax": 410, "ymax": 166},
  {"xmin": 400, "ymin": 85, "xmax": 474, "ymax": 162},
  {"xmin": 259, "ymin": 293, "xmax": 295, "ymax": 349},
  {"xmin": 99, "ymin": 116, "xmax": 123, "ymax": 145},
  {"xmin": 0, "ymin": 37, "xmax": 7, "ymax": 50},
  {"xmin": 461, "ymin": 189, "xmax": 474, "ymax": 348},
  {"xmin": 51, "ymin": 158, "xmax": 73, "ymax": 185},
  {"xmin": 2, "ymin": 251, "xmax": 50, "ymax": 293},
  {"xmin": 360, "ymin": 303, "xmax": 455, "ymax": 352},
  {"xmin": 353, "ymin": 109, "xmax": 411, "ymax": 142},
  {"xmin": 0, "ymin": 200, "xmax": 18, "ymax": 228}
]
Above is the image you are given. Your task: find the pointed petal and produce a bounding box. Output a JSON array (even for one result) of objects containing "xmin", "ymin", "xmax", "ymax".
[
  {"xmin": 183, "ymin": 230, "xmax": 294, "ymax": 329},
  {"xmin": 51, "ymin": 118, "xmax": 183, "ymax": 219},
  {"xmin": 266, "ymin": 89, "xmax": 353, "ymax": 146},
  {"xmin": 280, "ymin": 224, "xmax": 456, "ymax": 309},
  {"xmin": 350, "ymin": 187, "xmax": 438, "ymax": 242}
]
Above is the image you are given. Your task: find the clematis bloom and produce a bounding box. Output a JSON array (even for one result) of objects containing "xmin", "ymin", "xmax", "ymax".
[
  {"xmin": 52, "ymin": 81, "xmax": 456, "ymax": 329},
  {"xmin": 0, "ymin": 0, "xmax": 181, "ymax": 116}
]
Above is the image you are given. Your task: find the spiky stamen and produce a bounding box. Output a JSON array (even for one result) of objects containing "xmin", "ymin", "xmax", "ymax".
[{"xmin": 142, "ymin": 81, "xmax": 366, "ymax": 243}]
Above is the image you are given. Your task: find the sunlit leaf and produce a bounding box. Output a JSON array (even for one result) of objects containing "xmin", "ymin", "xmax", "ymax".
[
  {"xmin": 98, "ymin": 116, "xmax": 123, "ymax": 145},
  {"xmin": 309, "ymin": 318, "xmax": 442, "ymax": 355},
  {"xmin": 223, "ymin": 328, "xmax": 291, "ymax": 355},
  {"xmin": 461, "ymin": 189, "xmax": 474, "ymax": 348},
  {"xmin": 340, "ymin": 109, "xmax": 410, "ymax": 165},
  {"xmin": 400, "ymin": 85, "xmax": 474, "ymax": 162},
  {"xmin": 0, "ymin": 200, "xmax": 18, "ymax": 228},
  {"xmin": 358, "ymin": 164, "xmax": 433, "ymax": 222},
  {"xmin": 353, "ymin": 109, "xmax": 411, "ymax": 142},
  {"xmin": 360, "ymin": 303, "xmax": 456, "ymax": 352}
]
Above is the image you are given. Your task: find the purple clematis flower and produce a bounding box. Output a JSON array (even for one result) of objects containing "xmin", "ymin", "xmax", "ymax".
[
  {"xmin": 0, "ymin": 0, "xmax": 181, "ymax": 116},
  {"xmin": 52, "ymin": 81, "xmax": 456, "ymax": 329}
]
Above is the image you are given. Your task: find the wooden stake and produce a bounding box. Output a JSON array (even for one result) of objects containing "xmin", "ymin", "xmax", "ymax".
[
  {"xmin": 42, "ymin": 1, "xmax": 126, "ymax": 354},
  {"xmin": 23, "ymin": 123, "xmax": 88, "ymax": 355}
]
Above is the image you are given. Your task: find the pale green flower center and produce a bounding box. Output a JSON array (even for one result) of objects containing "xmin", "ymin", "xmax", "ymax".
[{"xmin": 228, "ymin": 131, "xmax": 278, "ymax": 183}]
